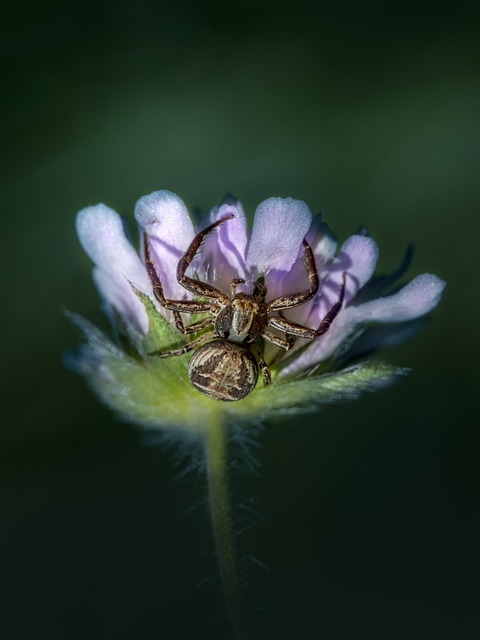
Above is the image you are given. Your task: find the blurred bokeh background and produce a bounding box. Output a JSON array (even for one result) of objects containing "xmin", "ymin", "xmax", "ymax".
[{"xmin": 2, "ymin": 1, "xmax": 479, "ymax": 638}]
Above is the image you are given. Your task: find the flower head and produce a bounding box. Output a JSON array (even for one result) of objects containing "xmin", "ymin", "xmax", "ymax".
[{"xmin": 70, "ymin": 190, "xmax": 445, "ymax": 432}]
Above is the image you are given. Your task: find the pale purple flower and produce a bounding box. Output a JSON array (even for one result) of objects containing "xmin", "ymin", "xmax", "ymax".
[
  {"xmin": 77, "ymin": 190, "xmax": 445, "ymax": 378},
  {"xmin": 71, "ymin": 188, "xmax": 446, "ymax": 428}
]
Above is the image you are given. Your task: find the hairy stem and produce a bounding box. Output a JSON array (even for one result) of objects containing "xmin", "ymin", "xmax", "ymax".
[{"xmin": 204, "ymin": 415, "xmax": 256, "ymax": 640}]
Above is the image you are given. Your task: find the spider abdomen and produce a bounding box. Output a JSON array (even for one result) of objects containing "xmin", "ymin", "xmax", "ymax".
[{"xmin": 188, "ymin": 340, "xmax": 258, "ymax": 401}]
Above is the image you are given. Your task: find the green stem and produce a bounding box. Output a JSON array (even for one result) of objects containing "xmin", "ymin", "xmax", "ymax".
[{"xmin": 204, "ymin": 415, "xmax": 256, "ymax": 640}]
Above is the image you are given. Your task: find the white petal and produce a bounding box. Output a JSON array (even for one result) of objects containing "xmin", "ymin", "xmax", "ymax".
[
  {"xmin": 281, "ymin": 273, "xmax": 446, "ymax": 376},
  {"xmin": 348, "ymin": 273, "xmax": 447, "ymax": 323},
  {"xmin": 196, "ymin": 200, "xmax": 250, "ymax": 293},
  {"xmin": 93, "ymin": 268, "xmax": 149, "ymax": 335},
  {"xmin": 76, "ymin": 204, "xmax": 146, "ymax": 282},
  {"xmin": 246, "ymin": 197, "xmax": 312, "ymax": 275},
  {"xmin": 213, "ymin": 201, "xmax": 248, "ymax": 278},
  {"xmin": 331, "ymin": 235, "xmax": 379, "ymax": 305},
  {"xmin": 306, "ymin": 216, "xmax": 337, "ymax": 267},
  {"xmin": 134, "ymin": 190, "xmax": 195, "ymax": 298},
  {"xmin": 76, "ymin": 204, "xmax": 151, "ymax": 333},
  {"xmin": 134, "ymin": 190, "xmax": 195, "ymax": 250}
]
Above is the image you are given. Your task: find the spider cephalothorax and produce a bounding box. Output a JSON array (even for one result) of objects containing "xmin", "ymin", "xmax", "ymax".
[{"xmin": 144, "ymin": 214, "xmax": 346, "ymax": 401}]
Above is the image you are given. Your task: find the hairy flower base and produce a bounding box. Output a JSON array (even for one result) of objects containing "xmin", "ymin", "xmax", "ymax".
[{"xmin": 68, "ymin": 298, "xmax": 407, "ymax": 434}]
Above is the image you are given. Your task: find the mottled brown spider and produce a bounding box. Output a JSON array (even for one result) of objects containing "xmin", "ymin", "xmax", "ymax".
[{"xmin": 143, "ymin": 214, "xmax": 346, "ymax": 401}]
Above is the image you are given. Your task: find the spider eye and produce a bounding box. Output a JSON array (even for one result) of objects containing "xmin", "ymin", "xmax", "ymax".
[{"xmin": 222, "ymin": 330, "xmax": 230, "ymax": 339}]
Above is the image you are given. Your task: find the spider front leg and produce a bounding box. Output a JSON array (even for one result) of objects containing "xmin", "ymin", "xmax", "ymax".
[
  {"xmin": 250, "ymin": 343, "xmax": 272, "ymax": 385},
  {"xmin": 172, "ymin": 311, "xmax": 213, "ymax": 335},
  {"xmin": 143, "ymin": 233, "xmax": 214, "ymax": 315},
  {"xmin": 263, "ymin": 330, "xmax": 295, "ymax": 351},
  {"xmin": 261, "ymin": 330, "xmax": 295, "ymax": 369},
  {"xmin": 314, "ymin": 272, "xmax": 347, "ymax": 336},
  {"xmin": 267, "ymin": 272, "xmax": 347, "ymax": 340},
  {"xmin": 176, "ymin": 214, "xmax": 234, "ymax": 300},
  {"xmin": 266, "ymin": 239, "xmax": 319, "ymax": 312}
]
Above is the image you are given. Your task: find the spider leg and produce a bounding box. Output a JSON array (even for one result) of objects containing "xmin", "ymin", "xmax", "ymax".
[
  {"xmin": 149, "ymin": 331, "xmax": 214, "ymax": 358},
  {"xmin": 263, "ymin": 330, "xmax": 295, "ymax": 351},
  {"xmin": 143, "ymin": 233, "xmax": 215, "ymax": 314},
  {"xmin": 315, "ymin": 272, "xmax": 347, "ymax": 337},
  {"xmin": 257, "ymin": 355, "xmax": 272, "ymax": 385},
  {"xmin": 266, "ymin": 239, "xmax": 319, "ymax": 312},
  {"xmin": 177, "ymin": 215, "xmax": 234, "ymax": 300},
  {"xmin": 250, "ymin": 343, "xmax": 272, "ymax": 384},
  {"xmin": 268, "ymin": 315, "xmax": 317, "ymax": 339},
  {"xmin": 173, "ymin": 311, "xmax": 212, "ymax": 335},
  {"xmin": 230, "ymin": 277, "xmax": 245, "ymax": 297},
  {"xmin": 267, "ymin": 272, "xmax": 347, "ymax": 339}
]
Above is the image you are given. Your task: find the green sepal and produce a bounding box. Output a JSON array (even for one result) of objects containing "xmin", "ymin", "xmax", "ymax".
[
  {"xmin": 223, "ymin": 361, "xmax": 408, "ymax": 425},
  {"xmin": 133, "ymin": 290, "xmax": 184, "ymax": 354}
]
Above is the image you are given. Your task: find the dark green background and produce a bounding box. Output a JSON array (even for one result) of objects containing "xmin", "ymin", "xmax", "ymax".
[{"xmin": 2, "ymin": 1, "xmax": 479, "ymax": 638}]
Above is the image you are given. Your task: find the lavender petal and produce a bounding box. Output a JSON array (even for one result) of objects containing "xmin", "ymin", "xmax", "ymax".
[
  {"xmin": 281, "ymin": 273, "xmax": 446, "ymax": 377},
  {"xmin": 246, "ymin": 197, "xmax": 313, "ymax": 277},
  {"xmin": 76, "ymin": 204, "xmax": 150, "ymax": 333},
  {"xmin": 134, "ymin": 190, "xmax": 195, "ymax": 299}
]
